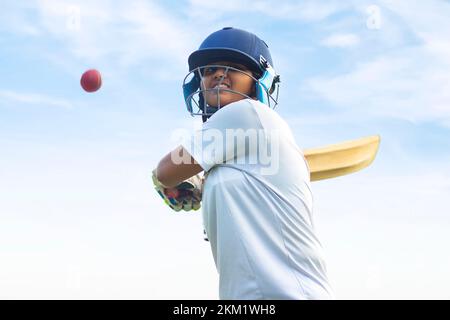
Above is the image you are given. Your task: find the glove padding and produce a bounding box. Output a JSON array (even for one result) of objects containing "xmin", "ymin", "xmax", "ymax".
[{"xmin": 152, "ymin": 169, "xmax": 203, "ymax": 212}]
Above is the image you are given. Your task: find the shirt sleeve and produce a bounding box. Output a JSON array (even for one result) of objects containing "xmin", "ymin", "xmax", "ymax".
[{"xmin": 181, "ymin": 99, "xmax": 264, "ymax": 172}]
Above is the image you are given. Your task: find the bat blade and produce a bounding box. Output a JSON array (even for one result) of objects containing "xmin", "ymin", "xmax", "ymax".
[{"xmin": 303, "ymin": 135, "xmax": 380, "ymax": 182}]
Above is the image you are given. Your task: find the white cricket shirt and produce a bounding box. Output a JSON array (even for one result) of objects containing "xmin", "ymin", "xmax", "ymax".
[{"xmin": 182, "ymin": 99, "xmax": 334, "ymax": 300}]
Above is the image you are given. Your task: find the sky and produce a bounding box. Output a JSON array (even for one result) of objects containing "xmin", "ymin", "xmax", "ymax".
[{"xmin": 1, "ymin": 0, "xmax": 450, "ymax": 299}]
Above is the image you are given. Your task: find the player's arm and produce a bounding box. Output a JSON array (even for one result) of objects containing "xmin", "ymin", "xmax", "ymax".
[{"xmin": 156, "ymin": 145, "xmax": 203, "ymax": 188}]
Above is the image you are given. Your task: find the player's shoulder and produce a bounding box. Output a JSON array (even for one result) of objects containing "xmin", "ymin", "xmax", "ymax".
[
  {"xmin": 206, "ymin": 98, "xmax": 286, "ymax": 132},
  {"xmin": 216, "ymin": 98, "xmax": 257, "ymax": 114},
  {"xmin": 207, "ymin": 99, "xmax": 259, "ymax": 123},
  {"xmin": 218, "ymin": 99, "xmax": 273, "ymax": 119}
]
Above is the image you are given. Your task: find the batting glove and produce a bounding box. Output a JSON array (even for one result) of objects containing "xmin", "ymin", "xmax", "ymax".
[{"xmin": 152, "ymin": 169, "xmax": 202, "ymax": 212}]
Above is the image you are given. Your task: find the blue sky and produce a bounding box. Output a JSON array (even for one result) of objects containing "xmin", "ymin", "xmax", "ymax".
[{"xmin": 1, "ymin": 0, "xmax": 450, "ymax": 299}]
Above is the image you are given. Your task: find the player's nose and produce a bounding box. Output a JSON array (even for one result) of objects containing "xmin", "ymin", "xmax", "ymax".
[{"xmin": 213, "ymin": 67, "xmax": 228, "ymax": 78}]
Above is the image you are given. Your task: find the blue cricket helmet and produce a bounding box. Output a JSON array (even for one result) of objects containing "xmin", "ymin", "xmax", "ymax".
[
  {"xmin": 188, "ymin": 27, "xmax": 274, "ymax": 77},
  {"xmin": 183, "ymin": 27, "xmax": 280, "ymax": 122}
]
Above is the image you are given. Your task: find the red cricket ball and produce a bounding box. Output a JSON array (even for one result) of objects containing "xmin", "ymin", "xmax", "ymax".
[{"xmin": 80, "ymin": 69, "xmax": 102, "ymax": 92}]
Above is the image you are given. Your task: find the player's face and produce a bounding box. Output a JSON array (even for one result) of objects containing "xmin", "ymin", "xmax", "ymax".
[{"xmin": 200, "ymin": 61, "xmax": 255, "ymax": 107}]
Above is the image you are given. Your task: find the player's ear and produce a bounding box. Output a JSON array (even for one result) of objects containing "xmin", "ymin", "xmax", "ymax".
[{"xmin": 251, "ymin": 71, "xmax": 261, "ymax": 98}]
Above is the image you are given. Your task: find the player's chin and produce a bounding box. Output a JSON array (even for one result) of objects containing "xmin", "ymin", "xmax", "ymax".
[{"xmin": 204, "ymin": 92, "xmax": 246, "ymax": 107}]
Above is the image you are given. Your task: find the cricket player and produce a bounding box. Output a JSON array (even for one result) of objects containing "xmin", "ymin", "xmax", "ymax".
[{"xmin": 152, "ymin": 27, "xmax": 334, "ymax": 299}]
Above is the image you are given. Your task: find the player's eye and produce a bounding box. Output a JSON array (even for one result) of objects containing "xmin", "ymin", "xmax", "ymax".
[{"xmin": 202, "ymin": 66, "xmax": 218, "ymax": 76}]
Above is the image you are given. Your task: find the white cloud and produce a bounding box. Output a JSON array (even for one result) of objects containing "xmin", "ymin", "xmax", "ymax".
[
  {"xmin": 321, "ymin": 33, "xmax": 360, "ymax": 47},
  {"xmin": 0, "ymin": 2, "xmax": 42, "ymax": 36},
  {"xmin": 302, "ymin": 0, "xmax": 450, "ymax": 126},
  {"xmin": 187, "ymin": 0, "xmax": 347, "ymax": 22},
  {"xmin": 115, "ymin": 1, "xmax": 195, "ymax": 67},
  {"xmin": 0, "ymin": 89, "xmax": 72, "ymax": 109},
  {"xmin": 25, "ymin": 0, "xmax": 198, "ymax": 72}
]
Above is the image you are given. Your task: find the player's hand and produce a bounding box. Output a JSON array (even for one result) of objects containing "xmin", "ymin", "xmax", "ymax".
[
  {"xmin": 164, "ymin": 184, "xmax": 202, "ymax": 212},
  {"xmin": 152, "ymin": 169, "xmax": 202, "ymax": 212}
]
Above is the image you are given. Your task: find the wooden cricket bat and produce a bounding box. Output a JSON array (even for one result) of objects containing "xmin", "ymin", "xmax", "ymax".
[{"xmin": 303, "ymin": 135, "xmax": 380, "ymax": 181}]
